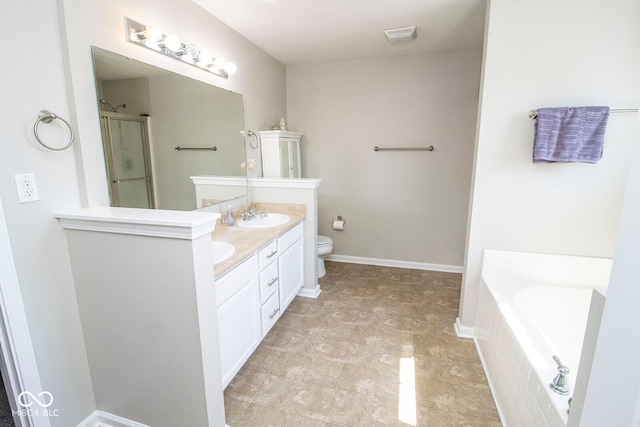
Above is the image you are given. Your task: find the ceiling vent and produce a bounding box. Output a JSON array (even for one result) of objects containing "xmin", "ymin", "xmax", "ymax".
[{"xmin": 384, "ymin": 26, "xmax": 417, "ymax": 44}]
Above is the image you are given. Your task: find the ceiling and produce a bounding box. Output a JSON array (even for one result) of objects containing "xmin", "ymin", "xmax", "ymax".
[{"xmin": 193, "ymin": 0, "xmax": 486, "ymax": 65}]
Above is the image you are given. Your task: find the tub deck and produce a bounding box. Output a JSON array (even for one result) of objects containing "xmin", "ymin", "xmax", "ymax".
[{"xmin": 475, "ymin": 250, "xmax": 611, "ymax": 427}]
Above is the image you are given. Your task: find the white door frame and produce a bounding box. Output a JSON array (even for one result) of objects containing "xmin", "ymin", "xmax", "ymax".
[{"xmin": 0, "ymin": 195, "xmax": 50, "ymax": 427}]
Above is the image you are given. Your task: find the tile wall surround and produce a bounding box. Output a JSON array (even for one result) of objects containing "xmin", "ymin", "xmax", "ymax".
[
  {"xmin": 224, "ymin": 262, "xmax": 501, "ymax": 426},
  {"xmin": 476, "ymin": 280, "xmax": 565, "ymax": 427}
]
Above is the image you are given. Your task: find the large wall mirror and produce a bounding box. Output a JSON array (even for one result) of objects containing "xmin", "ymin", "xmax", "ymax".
[{"xmin": 91, "ymin": 47, "xmax": 247, "ymax": 211}]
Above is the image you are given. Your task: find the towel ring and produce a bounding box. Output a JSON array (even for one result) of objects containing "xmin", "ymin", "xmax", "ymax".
[
  {"xmin": 33, "ymin": 110, "xmax": 74, "ymax": 151},
  {"xmin": 247, "ymin": 130, "xmax": 259, "ymax": 150}
]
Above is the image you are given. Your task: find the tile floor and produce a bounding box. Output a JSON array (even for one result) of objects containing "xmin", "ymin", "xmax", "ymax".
[{"xmin": 224, "ymin": 262, "xmax": 501, "ymax": 426}]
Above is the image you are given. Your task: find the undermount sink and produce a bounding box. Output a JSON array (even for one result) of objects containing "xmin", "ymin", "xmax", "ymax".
[
  {"xmin": 211, "ymin": 241, "xmax": 235, "ymax": 265},
  {"xmin": 237, "ymin": 213, "xmax": 290, "ymax": 229}
]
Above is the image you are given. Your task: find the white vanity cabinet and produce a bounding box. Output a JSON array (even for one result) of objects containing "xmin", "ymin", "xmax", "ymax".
[
  {"xmin": 278, "ymin": 223, "xmax": 304, "ymax": 311},
  {"xmin": 215, "ymin": 221, "xmax": 305, "ymax": 388},
  {"xmin": 215, "ymin": 254, "xmax": 260, "ymax": 389},
  {"xmin": 259, "ymin": 131, "xmax": 303, "ymax": 178}
]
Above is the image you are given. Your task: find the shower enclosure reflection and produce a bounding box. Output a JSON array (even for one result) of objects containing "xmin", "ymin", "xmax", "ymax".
[
  {"xmin": 100, "ymin": 112, "xmax": 154, "ymax": 208},
  {"xmin": 91, "ymin": 46, "xmax": 248, "ymax": 211}
]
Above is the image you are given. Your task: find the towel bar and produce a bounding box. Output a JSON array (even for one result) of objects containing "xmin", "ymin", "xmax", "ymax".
[
  {"xmin": 374, "ymin": 146, "xmax": 434, "ymax": 152},
  {"xmin": 174, "ymin": 146, "xmax": 217, "ymax": 151},
  {"xmin": 529, "ymin": 108, "xmax": 638, "ymax": 120}
]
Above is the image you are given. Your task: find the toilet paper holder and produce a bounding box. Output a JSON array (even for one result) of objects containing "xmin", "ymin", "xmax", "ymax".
[{"xmin": 333, "ymin": 215, "xmax": 346, "ymax": 231}]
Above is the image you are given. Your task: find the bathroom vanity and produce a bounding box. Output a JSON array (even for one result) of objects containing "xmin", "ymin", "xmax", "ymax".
[{"xmin": 212, "ymin": 205, "xmax": 305, "ymax": 387}]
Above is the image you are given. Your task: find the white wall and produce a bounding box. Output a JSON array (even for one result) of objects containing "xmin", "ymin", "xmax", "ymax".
[
  {"xmin": 459, "ymin": 0, "xmax": 640, "ymax": 328},
  {"xmin": 579, "ymin": 114, "xmax": 640, "ymax": 425},
  {"xmin": 287, "ymin": 50, "xmax": 481, "ymax": 268},
  {"xmin": 0, "ymin": 1, "xmax": 96, "ymax": 425}
]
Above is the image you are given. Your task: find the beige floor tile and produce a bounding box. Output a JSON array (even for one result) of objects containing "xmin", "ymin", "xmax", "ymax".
[
  {"xmin": 224, "ymin": 367, "xmax": 268, "ymax": 402},
  {"xmin": 458, "ymin": 413, "xmax": 503, "ymax": 426},
  {"xmin": 351, "ymin": 325, "xmax": 384, "ymax": 346},
  {"xmin": 413, "ymin": 354, "xmax": 451, "ymax": 382},
  {"xmin": 336, "ymin": 363, "xmax": 378, "ymax": 395},
  {"xmin": 413, "ymin": 333, "xmax": 448, "ymax": 358},
  {"xmin": 234, "ymin": 403, "xmax": 286, "ymax": 427},
  {"xmin": 282, "ymin": 413, "xmax": 327, "ymax": 427},
  {"xmin": 449, "ymin": 359, "xmax": 489, "ymax": 389},
  {"xmin": 302, "ymin": 358, "xmax": 344, "ymax": 387},
  {"xmin": 454, "ymin": 383, "xmax": 500, "ymax": 420},
  {"xmin": 444, "ymin": 337, "xmax": 479, "ymax": 363},
  {"xmin": 345, "ymin": 341, "xmax": 381, "ymax": 369},
  {"xmin": 328, "ymin": 388, "xmax": 373, "ymax": 427},
  {"xmin": 416, "ymin": 405, "xmax": 461, "ymax": 427},
  {"xmin": 371, "ymin": 395, "xmax": 415, "ymax": 427},
  {"xmin": 310, "ymin": 338, "xmax": 352, "ymax": 363},
  {"xmin": 243, "ymin": 345, "xmax": 277, "ymax": 373},
  {"xmin": 266, "ymin": 352, "xmax": 312, "ymax": 381},
  {"xmin": 289, "ymin": 380, "xmax": 337, "ymax": 421},
  {"xmin": 223, "ymin": 396, "xmax": 249, "ymax": 425},
  {"xmin": 251, "ymin": 374, "xmax": 297, "ymax": 411},
  {"xmin": 383, "ymin": 316, "xmax": 415, "ymax": 333},
  {"xmin": 415, "ymin": 377, "xmax": 458, "ymax": 412},
  {"xmin": 262, "ymin": 328, "xmax": 298, "ymax": 349}
]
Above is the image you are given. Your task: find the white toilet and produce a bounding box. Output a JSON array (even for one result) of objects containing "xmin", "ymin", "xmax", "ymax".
[{"xmin": 316, "ymin": 235, "xmax": 334, "ymax": 278}]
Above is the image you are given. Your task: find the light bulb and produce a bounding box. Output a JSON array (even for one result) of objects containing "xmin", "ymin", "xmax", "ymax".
[
  {"xmin": 224, "ymin": 62, "xmax": 237, "ymax": 75},
  {"xmin": 140, "ymin": 26, "xmax": 162, "ymax": 41},
  {"xmin": 162, "ymin": 34, "xmax": 182, "ymax": 51}
]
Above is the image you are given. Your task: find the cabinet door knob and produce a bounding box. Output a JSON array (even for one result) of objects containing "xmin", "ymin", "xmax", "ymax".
[
  {"xmin": 269, "ymin": 308, "xmax": 280, "ymax": 319},
  {"xmin": 266, "ymin": 250, "xmax": 278, "ymax": 259},
  {"xmin": 267, "ymin": 277, "xmax": 278, "ymax": 287}
]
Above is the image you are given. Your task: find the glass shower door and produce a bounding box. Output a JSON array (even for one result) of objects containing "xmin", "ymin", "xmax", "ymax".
[{"xmin": 100, "ymin": 113, "xmax": 155, "ymax": 208}]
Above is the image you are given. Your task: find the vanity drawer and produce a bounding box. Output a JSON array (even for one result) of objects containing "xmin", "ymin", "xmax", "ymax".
[
  {"xmin": 259, "ymin": 261, "xmax": 279, "ymax": 304},
  {"xmin": 215, "ymin": 254, "xmax": 258, "ymax": 308},
  {"xmin": 260, "ymin": 290, "xmax": 281, "ymax": 337},
  {"xmin": 278, "ymin": 222, "xmax": 303, "ymax": 253},
  {"xmin": 258, "ymin": 240, "xmax": 279, "ymax": 270}
]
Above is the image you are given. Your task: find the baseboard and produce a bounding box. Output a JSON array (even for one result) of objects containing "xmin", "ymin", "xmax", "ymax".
[
  {"xmin": 78, "ymin": 410, "xmax": 232, "ymax": 427},
  {"xmin": 77, "ymin": 411, "xmax": 152, "ymax": 427},
  {"xmin": 297, "ymin": 284, "xmax": 321, "ymax": 299},
  {"xmin": 454, "ymin": 317, "xmax": 475, "ymax": 339},
  {"xmin": 326, "ymin": 254, "xmax": 463, "ymax": 273}
]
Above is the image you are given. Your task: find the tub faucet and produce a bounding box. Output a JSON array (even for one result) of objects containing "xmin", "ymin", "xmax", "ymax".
[{"xmin": 550, "ymin": 355, "xmax": 570, "ymax": 395}]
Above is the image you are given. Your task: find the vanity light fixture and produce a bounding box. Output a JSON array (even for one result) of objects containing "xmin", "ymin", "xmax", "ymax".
[{"xmin": 125, "ymin": 17, "xmax": 237, "ymax": 79}]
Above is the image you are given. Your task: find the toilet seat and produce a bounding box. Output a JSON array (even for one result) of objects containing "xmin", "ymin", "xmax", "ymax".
[{"xmin": 317, "ymin": 235, "xmax": 333, "ymax": 246}]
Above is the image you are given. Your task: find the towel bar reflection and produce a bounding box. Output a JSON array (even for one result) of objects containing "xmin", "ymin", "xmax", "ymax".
[
  {"xmin": 174, "ymin": 146, "xmax": 217, "ymax": 151},
  {"xmin": 374, "ymin": 146, "xmax": 434, "ymax": 152},
  {"xmin": 528, "ymin": 108, "xmax": 638, "ymax": 120}
]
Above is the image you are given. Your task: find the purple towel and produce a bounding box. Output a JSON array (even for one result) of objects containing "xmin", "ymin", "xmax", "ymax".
[{"xmin": 533, "ymin": 106, "xmax": 610, "ymax": 163}]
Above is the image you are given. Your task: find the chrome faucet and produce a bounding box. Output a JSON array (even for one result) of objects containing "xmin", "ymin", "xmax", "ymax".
[
  {"xmin": 550, "ymin": 355, "xmax": 570, "ymax": 395},
  {"xmin": 242, "ymin": 200, "xmax": 269, "ymax": 221}
]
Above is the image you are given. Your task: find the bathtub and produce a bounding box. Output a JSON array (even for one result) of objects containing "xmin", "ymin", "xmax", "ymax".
[{"xmin": 475, "ymin": 250, "xmax": 612, "ymax": 427}]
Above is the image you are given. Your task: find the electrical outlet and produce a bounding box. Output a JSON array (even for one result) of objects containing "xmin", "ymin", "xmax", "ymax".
[{"xmin": 14, "ymin": 173, "xmax": 40, "ymax": 203}]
